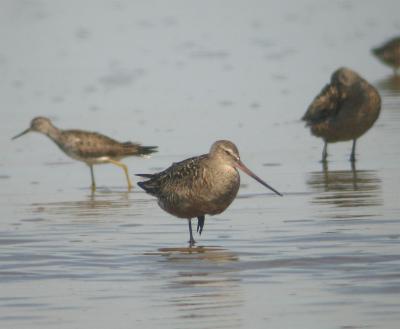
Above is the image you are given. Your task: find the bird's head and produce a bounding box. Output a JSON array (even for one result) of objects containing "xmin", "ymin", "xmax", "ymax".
[{"xmin": 12, "ymin": 117, "xmax": 55, "ymax": 140}]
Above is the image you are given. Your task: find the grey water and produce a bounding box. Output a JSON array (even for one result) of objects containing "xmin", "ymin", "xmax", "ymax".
[{"xmin": 1, "ymin": 0, "xmax": 400, "ymax": 328}]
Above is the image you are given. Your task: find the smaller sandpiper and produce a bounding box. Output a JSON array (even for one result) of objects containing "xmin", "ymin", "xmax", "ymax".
[
  {"xmin": 137, "ymin": 140, "xmax": 282, "ymax": 246},
  {"xmin": 12, "ymin": 117, "xmax": 157, "ymax": 191},
  {"xmin": 372, "ymin": 36, "xmax": 400, "ymax": 75}
]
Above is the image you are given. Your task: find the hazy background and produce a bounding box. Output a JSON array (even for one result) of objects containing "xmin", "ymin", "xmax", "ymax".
[{"xmin": 1, "ymin": 1, "xmax": 400, "ymax": 328}]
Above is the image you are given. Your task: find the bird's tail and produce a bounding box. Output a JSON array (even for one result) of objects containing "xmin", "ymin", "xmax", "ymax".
[
  {"xmin": 371, "ymin": 47, "xmax": 381, "ymax": 56},
  {"xmin": 137, "ymin": 180, "xmax": 147, "ymax": 191},
  {"xmin": 136, "ymin": 174, "xmax": 158, "ymax": 195},
  {"xmin": 136, "ymin": 174, "xmax": 154, "ymax": 178},
  {"xmin": 122, "ymin": 143, "xmax": 158, "ymax": 156}
]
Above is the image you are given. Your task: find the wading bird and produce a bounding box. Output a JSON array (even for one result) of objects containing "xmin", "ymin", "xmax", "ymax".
[
  {"xmin": 302, "ymin": 67, "xmax": 381, "ymax": 162},
  {"xmin": 137, "ymin": 140, "xmax": 282, "ymax": 246},
  {"xmin": 12, "ymin": 117, "xmax": 157, "ymax": 190},
  {"xmin": 372, "ymin": 36, "xmax": 400, "ymax": 75}
]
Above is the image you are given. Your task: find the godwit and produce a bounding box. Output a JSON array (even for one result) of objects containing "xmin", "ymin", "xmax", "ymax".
[
  {"xmin": 12, "ymin": 117, "xmax": 157, "ymax": 190},
  {"xmin": 137, "ymin": 140, "xmax": 282, "ymax": 245},
  {"xmin": 372, "ymin": 36, "xmax": 400, "ymax": 75},
  {"xmin": 302, "ymin": 67, "xmax": 381, "ymax": 162}
]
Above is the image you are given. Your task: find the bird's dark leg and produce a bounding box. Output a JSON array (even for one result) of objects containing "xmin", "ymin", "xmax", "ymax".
[
  {"xmin": 351, "ymin": 159, "xmax": 356, "ymax": 172},
  {"xmin": 321, "ymin": 141, "xmax": 328, "ymax": 162},
  {"xmin": 187, "ymin": 219, "xmax": 195, "ymax": 246},
  {"xmin": 350, "ymin": 139, "xmax": 356, "ymax": 162},
  {"xmin": 350, "ymin": 161, "xmax": 357, "ymax": 189},
  {"xmin": 89, "ymin": 165, "xmax": 96, "ymax": 191},
  {"xmin": 197, "ymin": 215, "xmax": 205, "ymax": 235}
]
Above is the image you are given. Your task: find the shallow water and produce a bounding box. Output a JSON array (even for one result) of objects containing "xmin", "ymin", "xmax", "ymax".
[{"xmin": 1, "ymin": 0, "xmax": 400, "ymax": 328}]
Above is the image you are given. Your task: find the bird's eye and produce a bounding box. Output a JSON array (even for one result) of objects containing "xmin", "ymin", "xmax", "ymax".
[{"xmin": 224, "ymin": 150, "xmax": 231, "ymax": 156}]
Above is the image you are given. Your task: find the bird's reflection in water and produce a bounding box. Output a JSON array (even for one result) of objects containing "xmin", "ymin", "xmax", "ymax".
[
  {"xmin": 376, "ymin": 75, "xmax": 400, "ymax": 96},
  {"xmin": 149, "ymin": 246, "xmax": 243, "ymax": 329},
  {"xmin": 29, "ymin": 189, "xmax": 143, "ymax": 221},
  {"xmin": 307, "ymin": 163, "xmax": 383, "ymax": 219},
  {"xmin": 376, "ymin": 75, "xmax": 400, "ymax": 113}
]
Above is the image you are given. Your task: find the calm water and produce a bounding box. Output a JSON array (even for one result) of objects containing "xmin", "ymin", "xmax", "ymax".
[{"xmin": 1, "ymin": 1, "xmax": 400, "ymax": 328}]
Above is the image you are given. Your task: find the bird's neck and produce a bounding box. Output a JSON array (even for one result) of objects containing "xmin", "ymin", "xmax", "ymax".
[{"xmin": 44, "ymin": 125, "xmax": 62, "ymax": 141}]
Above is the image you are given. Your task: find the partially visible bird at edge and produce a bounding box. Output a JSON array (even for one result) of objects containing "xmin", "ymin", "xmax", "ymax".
[
  {"xmin": 12, "ymin": 117, "xmax": 157, "ymax": 191},
  {"xmin": 136, "ymin": 140, "xmax": 282, "ymax": 246},
  {"xmin": 302, "ymin": 67, "xmax": 381, "ymax": 163},
  {"xmin": 372, "ymin": 36, "xmax": 400, "ymax": 75}
]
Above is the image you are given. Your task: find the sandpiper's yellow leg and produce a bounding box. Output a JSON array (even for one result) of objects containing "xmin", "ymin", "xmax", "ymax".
[
  {"xmin": 107, "ymin": 159, "xmax": 132, "ymax": 190},
  {"xmin": 89, "ymin": 165, "xmax": 96, "ymax": 191}
]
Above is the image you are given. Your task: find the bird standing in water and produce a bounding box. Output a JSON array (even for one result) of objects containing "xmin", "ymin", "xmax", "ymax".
[
  {"xmin": 137, "ymin": 140, "xmax": 282, "ymax": 246},
  {"xmin": 12, "ymin": 117, "xmax": 157, "ymax": 191},
  {"xmin": 372, "ymin": 36, "xmax": 400, "ymax": 75},
  {"xmin": 302, "ymin": 67, "xmax": 381, "ymax": 162}
]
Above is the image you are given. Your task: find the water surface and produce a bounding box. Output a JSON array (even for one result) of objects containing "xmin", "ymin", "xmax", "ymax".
[{"xmin": 1, "ymin": 1, "xmax": 400, "ymax": 328}]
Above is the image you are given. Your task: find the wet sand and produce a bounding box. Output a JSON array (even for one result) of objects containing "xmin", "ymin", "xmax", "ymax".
[{"xmin": 1, "ymin": 1, "xmax": 400, "ymax": 328}]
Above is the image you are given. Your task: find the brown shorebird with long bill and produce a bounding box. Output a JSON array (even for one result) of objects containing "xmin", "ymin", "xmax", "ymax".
[
  {"xmin": 12, "ymin": 117, "xmax": 157, "ymax": 191},
  {"xmin": 302, "ymin": 67, "xmax": 381, "ymax": 162},
  {"xmin": 372, "ymin": 36, "xmax": 400, "ymax": 75},
  {"xmin": 137, "ymin": 140, "xmax": 282, "ymax": 246}
]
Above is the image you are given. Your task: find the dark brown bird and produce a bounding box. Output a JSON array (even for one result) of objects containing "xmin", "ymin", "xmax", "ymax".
[
  {"xmin": 372, "ymin": 36, "xmax": 400, "ymax": 75},
  {"xmin": 302, "ymin": 67, "xmax": 381, "ymax": 162},
  {"xmin": 12, "ymin": 117, "xmax": 157, "ymax": 190},
  {"xmin": 137, "ymin": 140, "xmax": 282, "ymax": 246}
]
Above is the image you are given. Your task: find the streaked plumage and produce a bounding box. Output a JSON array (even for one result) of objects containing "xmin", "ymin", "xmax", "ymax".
[
  {"xmin": 137, "ymin": 140, "xmax": 281, "ymax": 245},
  {"xmin": 302, "ymin": 67, "xmax": 381, "ymax": 162},
  {"xmin": 372, "ymin": 36, "xmax": 400, "ymax": 75},
  {"xmin": 12, "ymin": 117, "xmax": 157, "ymax": 190}
]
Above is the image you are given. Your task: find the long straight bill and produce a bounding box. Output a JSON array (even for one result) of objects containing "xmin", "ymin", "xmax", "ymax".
[
  {"xmin": 235, "ymin": 160, "xmax": 282, "ymax": 196},
  {"xmin": 12, "ymin": 128, "xmax": 31, "ymax": 140}
]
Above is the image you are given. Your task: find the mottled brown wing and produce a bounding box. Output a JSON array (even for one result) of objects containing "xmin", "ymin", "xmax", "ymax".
[
  {"xmin": 302, "ymin": 84, "xmax": 341, "ymax": 125},
  {"xmin": 137, "ymin": 155, "xmax": 207, "ymax": 196},
  {"xmin": 59, "ymin": 130, "xmax": 157, "ymax": 158},
  {"xmin": 60, "ymin": 130, "xmax": 127, "ymax": 158}
]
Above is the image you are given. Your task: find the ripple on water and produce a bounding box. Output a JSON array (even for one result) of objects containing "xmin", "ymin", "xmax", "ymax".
[
  {"xmin": 27, "ymin": 190, "xmax": 149, "ymax": 220},
  {"xmin": 143, "ymin": 246, "xmax": 243, "ymax": 329}
]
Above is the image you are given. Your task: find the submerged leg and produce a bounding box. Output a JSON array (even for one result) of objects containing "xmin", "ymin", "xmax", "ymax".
[
  {"xmin": 197, "ymin": 215, "xmax": 205, "ymax": 235},
  {"xmin": 321, "ymin": 141, "xmax": 328, "ymax": 162},
  {"xmin": 188, "ymin": 219, "xmax": 195, "ymax": 246},
  {"xmin": 107, "ymin": 159, "xmax": 133, "ymax": 190},
  {"xmin": 89, "ymin": 165, "xmax": 96, "ymax": 191},
  {"xmin": 350, "ymin": 139, "xmax": 356, "ymax": 162}
]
